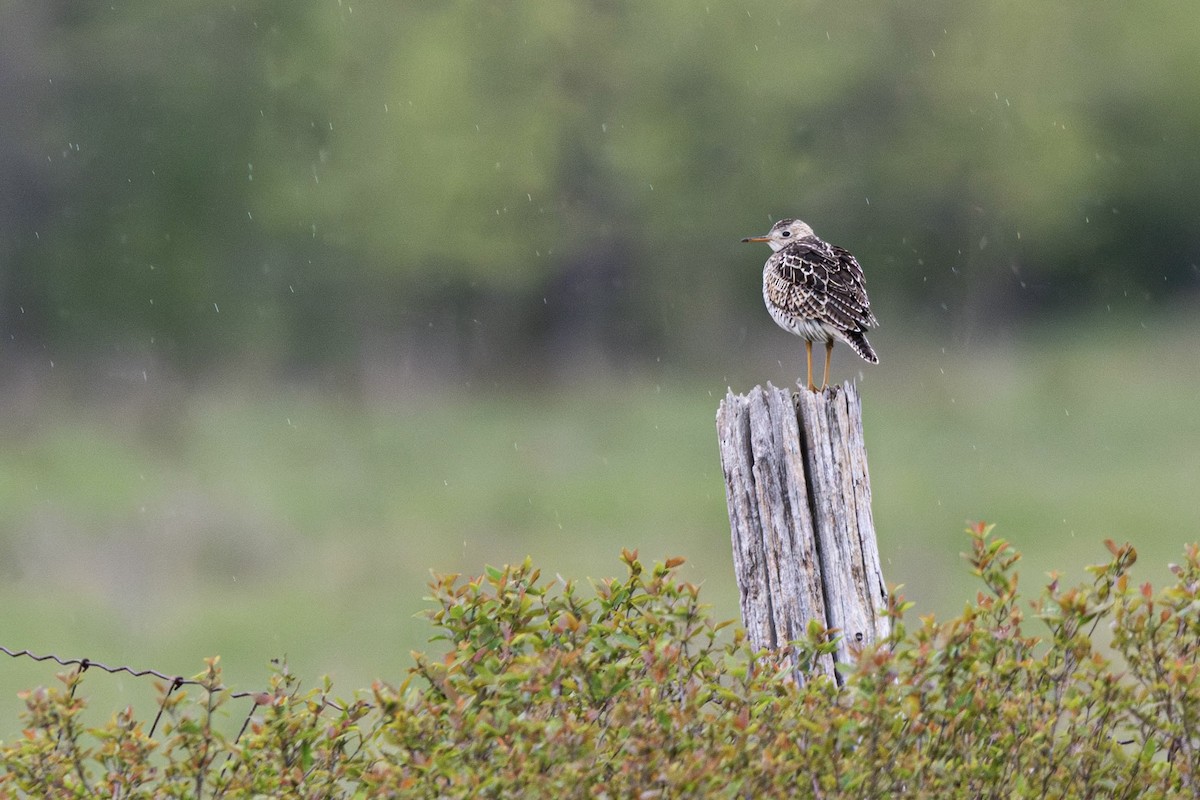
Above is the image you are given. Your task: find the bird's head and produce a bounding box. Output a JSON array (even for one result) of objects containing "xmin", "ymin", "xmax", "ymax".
[{"xmin": 741, "ymin": 218, "xmax": 815, "ymax": 252}]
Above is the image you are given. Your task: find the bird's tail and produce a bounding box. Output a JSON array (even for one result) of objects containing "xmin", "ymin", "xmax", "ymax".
[{"xmin": 840, "ymin": 331, "xmax": 879, "ymax": 364}]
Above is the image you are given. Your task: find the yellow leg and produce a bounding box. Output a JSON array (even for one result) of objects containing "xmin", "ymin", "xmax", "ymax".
[
  {"xmin": 805, "ymin": 340, "xmax": 815, "ymax": 392},
  {"xmin": 821, "ymin": 341, "xmax": 833, "ymax": 390}
]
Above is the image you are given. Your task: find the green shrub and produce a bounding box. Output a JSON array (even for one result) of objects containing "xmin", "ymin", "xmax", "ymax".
[{"xmin": 3, "ymin": 525, "xmax": 1199, "ymax": 798}]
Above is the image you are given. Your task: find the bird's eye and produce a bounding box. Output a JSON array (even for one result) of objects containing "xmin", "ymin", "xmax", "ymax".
[{"xmin": 780, "ymin": 230, "xmax": 791, "ymax": 237}]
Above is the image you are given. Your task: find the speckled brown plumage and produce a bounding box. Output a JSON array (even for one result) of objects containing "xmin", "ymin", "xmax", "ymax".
[{"xmin": 742, "ymin": 218, "xmax": 879, "ymax": 391}]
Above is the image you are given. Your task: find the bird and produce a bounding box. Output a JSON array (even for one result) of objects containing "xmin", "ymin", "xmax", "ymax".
[{"xmin": 741, "ymin": 218, "xmax": 878, "ymax": 392}]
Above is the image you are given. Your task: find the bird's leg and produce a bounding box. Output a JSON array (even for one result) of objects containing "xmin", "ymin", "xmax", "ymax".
[
  {"xmin": 805, "ymin": 340, "xmax": 816, "ymax": 392},
  {"xmin": 821, "ymin": 340, "xmax": 833, "ymax": 390}
]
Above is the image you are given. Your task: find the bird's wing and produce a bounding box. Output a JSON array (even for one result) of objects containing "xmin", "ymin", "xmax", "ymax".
[{"xmin": 768, "ymin": 240, "xmax": 878, "ymax": 332}]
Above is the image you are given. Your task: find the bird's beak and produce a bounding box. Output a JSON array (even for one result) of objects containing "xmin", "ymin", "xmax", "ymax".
[{"xmin": 741, "ymin": 235, "xmax": 771, "ymax": 243}]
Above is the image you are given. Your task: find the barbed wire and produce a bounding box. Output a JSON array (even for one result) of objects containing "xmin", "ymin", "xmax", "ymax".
[
  {"xmin": 0, "ymin": 645, "xmax": 254, "ymax": 698},
  {"xmin": 0, "ymin": 644, "xmax": 363, "ymax": 740}
]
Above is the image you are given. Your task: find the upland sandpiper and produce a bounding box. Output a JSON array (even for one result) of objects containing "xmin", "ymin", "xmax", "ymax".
[{"xmin": 742, "ymin": 218, "xmax": 879, "ymax": 392}]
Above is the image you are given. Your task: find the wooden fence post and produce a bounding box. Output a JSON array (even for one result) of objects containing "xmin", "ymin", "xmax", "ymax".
[{"xmin": 715, "ymin": 381, "xmax": 888, "ymax": 682}]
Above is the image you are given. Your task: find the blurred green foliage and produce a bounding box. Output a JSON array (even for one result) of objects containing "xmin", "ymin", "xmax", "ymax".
[{"xmin": 4, "ymin": 1, "xmax": 1199, "ymax": 374}]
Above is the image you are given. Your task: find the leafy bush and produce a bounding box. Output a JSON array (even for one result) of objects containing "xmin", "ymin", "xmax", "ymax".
[{"xmin": 3, "ymin": 525, "xmax": 1200, "ymax": 798}]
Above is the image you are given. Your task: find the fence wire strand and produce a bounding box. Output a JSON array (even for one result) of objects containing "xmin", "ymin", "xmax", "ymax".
[
  {"xmin": 0, "ymin": 644, "xmax": 360, "ymax": 741},
  {"xmin": 0, "ymin": 645, "xmax": 252, "ymax": 697}
]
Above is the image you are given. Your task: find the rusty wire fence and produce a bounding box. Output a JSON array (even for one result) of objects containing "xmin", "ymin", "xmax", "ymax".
[{"xmin": 0, "ymin": 644, "xmax": 357, "ymax": 744}]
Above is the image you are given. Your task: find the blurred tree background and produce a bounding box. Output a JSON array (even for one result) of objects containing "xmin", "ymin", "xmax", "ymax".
[
  {"xmin": 1, "ymin": 1, "xmax": 1198, "ymax": 725},
  {"xmin": 8, "ymin": 1, "xmax": 1199, "ymax": 379}
]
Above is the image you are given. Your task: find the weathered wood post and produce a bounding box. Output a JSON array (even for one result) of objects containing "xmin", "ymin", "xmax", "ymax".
[{"xmin": 716, "ymin": 381, "xmax": 888, "ymax": 682}]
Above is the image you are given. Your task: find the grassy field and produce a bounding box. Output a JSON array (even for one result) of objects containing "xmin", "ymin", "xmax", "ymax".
[{"xmin": 1, "ymin": 309, "xmax": 1198, "ymax": 733}]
